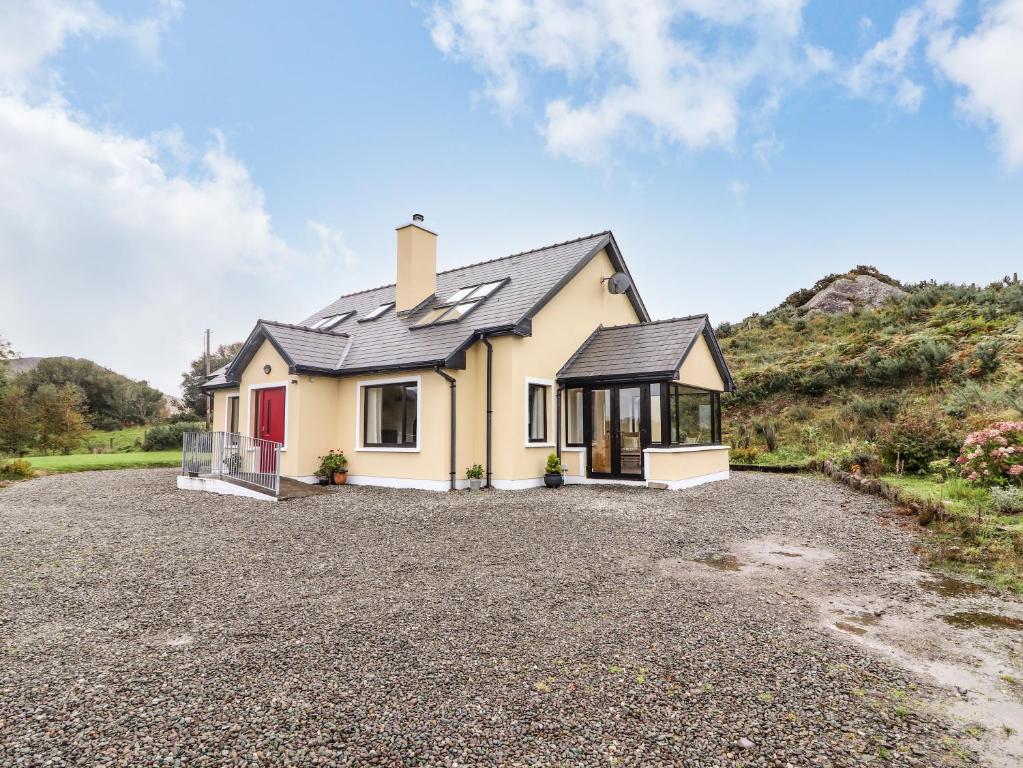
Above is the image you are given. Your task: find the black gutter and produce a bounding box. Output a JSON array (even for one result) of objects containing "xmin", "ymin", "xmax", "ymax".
[
  {"xmin": 433, "ymin": 367, "xmax": 457, "ymax": 491},
  {"xmin": 482, "ymin": 336, "xmax": 494, "ymax": 488}
]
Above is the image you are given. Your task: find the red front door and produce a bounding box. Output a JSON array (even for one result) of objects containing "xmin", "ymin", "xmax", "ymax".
[{"xmin": 255, "ymin": 387, "xmax": 285, "ymax": 472}]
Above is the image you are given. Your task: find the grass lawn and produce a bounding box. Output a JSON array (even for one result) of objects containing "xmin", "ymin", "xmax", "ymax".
[
  {"xmin": 26, "ymin": 451, "xmax": 180, "ymax": 473},
  {"xmin": 883, "ymin": 474, "xmax": 1023, "ymax": 593},
  {"xmin": 82, "ymin": 426, "xmax": 149, "ymax": 453}
]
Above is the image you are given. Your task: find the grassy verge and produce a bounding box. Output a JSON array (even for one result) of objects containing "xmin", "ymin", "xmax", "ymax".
[
  {"xmin": 26, "ymin": 451, "xmax": 180, "ymax": 473},
  {"xmin": 883, "ymin": 474, "xmax": 1023, "ymax": 593},
  {"xmin": 83, "ymin": 426, "xmax": 149, "ymax": 453}
]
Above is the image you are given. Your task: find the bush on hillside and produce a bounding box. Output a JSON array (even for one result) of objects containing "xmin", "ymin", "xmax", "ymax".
[
  {"xmin": 0, "ymin": 458, "xmax": 34, "ymax": 479},
  {"xmin": 991, "ymin": 487, "xmax": 1023, "ymax": 515},
  {"xmin": 956, "ymin": 422, "xmax": 1023, "ymax": 486},
  {"xmin": 876, "ymin": 413, "xmax": 960, "ymax": 473},
  {"xmin": 142, "ymin": 422, "xmax": 204, "ymax": 451}
]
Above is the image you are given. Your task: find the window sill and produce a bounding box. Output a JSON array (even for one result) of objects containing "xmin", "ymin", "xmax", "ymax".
[
  {"xmin": 357, "ymin": 446, "xmax": 420, "ymax": 453},
  {"xmin": 643, "ymin": 444, "xmax": 729, "ymax": 454},
  {"xmin": 525, "ymin": 442, "xmax": 555, "ymax": 448},
  {"xmin": 561, "ymin": 446, "xmax": 585, "ymax": 452}
]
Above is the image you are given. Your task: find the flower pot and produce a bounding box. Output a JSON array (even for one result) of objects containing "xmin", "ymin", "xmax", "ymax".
[
  {"xmin": 332, "ymin": 471, "xmax": 348, "ymax": 485},
  {"xmin": 469, "ymin": 477, "xmax": 482, "ymax": 491},
  {"xmin": 317, "ymin": 477, "xmax": 329, "ymax": 486},
  {"xmin": 544, "ymin": 472, "xmax": 564, "ymax": 489}
]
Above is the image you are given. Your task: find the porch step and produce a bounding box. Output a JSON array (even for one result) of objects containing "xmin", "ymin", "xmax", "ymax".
[{"xmin": 216, "ymin": 475, "xmax": 336, "ymax": 500}]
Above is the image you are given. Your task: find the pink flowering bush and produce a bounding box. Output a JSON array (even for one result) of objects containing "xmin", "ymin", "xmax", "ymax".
[{"xmin": 957, "ymin": 421, "xmax": 1023, "ymax": 486}]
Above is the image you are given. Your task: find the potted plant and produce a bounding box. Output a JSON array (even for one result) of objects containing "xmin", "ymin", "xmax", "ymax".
[
  {"xmin": 544, "ymin": 453, "xmax": 565, "ymax": 488},
  {"xmin": 466, "ymin": 463, "xmax": 484, "ymax": 491},
  {"xmin": 224, "ymin": 451, "xmax": 243, "ymax": 474},
  {"xmin": 317, "ymin": 450, "xmax": 348, "ymax": 485}
]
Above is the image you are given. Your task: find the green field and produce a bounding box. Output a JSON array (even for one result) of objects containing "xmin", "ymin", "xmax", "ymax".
[
  {"xmin": 83, "ymin": 426, "xmax": 149, "ymax": 453},
  {"xmin": 26, "ymin": 451, "xmax": 180, "ymax": 473}
]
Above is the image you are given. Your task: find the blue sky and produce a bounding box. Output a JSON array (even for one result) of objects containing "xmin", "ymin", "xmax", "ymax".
[{"xmin": 1, "ymin": 0, "xmax": 1021, "ymax": 393}]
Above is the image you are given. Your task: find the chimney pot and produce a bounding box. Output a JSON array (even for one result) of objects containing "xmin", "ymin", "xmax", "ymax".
[{"xmin": 412, "ymin": 213, "xmax": 424, "ymax": 222}]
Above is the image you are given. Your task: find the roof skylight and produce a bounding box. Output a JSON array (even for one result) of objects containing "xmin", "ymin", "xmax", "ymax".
[
  {"xmin": 412, "ymin": 279, "xmax": 508, "ymax": 329},
  {"xmin": 359, "ymin": 302, "xmax": 394, "ymax": 322},
  {"xmin": 308, "ymin": 311, "xmax": 352, "ymax": 330}
]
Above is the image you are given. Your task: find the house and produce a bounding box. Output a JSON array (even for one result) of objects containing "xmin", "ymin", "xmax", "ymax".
[{"xmin": 192, "ymin": 215, "xmax": 733, "ymax": 494}]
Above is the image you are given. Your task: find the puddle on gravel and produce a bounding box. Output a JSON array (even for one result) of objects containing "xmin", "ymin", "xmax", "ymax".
[
  {"xmin": 819, "ymin": 577, "xmax": 1023, "ymax": 768},
  {"xmin": 834, "ymin": 621, "xmax": 867, "ymax": 636},
  {"xmin": 941, "ymin": 612, "xmax": 1023, "ymax": 631},
  {"xmin": 142, "ymin": 632, "xmax": 194, "ymax": 648},
  {"xmin": 692, "ymin": 553, "xmax": 743, "ymax": 571},
  {"xmin": 920, "ymin": 575, "xmax": 987, "ymax": 598}
]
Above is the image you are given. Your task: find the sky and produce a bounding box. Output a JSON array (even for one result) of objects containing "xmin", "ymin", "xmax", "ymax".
[{"xmin": 0, "ymin": 0, "xmax": 1021, "ymax": 395}]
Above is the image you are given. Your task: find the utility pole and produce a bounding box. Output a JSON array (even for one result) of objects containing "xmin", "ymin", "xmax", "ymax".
[{"xmin": 204, "ymin": 329, "xmax": 212, "ymax": 430}]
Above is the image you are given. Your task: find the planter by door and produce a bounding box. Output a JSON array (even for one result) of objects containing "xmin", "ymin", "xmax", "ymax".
[
  {"xmin": 544, "ymin": 472, "xmax": 565, "ymax": 488},
  {"xmin": 254, "ymin": 386, "xmax": 285, "ymax": 474}
]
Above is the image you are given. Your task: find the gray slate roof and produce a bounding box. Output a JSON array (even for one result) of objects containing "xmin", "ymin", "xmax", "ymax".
[
  {"xmin": 206, "ymin": 231, "xmax": 650, "ymax": 388},
  {"xmin": 557, "ymin": 315, "xmax": 734, "ymax": 390}
]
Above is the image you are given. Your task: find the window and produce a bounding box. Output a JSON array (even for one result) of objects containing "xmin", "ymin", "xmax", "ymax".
[
  {"xmin": 308, "ymin": 311, "xmax": 352, "ymax": 330},
  {"xmin": 650, "ymin": 387, "xmax": 661, "ymax": 443},
  {"xmin": 565, "ymin": 388, "xmax": 584, "ymax": 446},
  {"xmin": 667, "ymin": 384, "xmax": 714, "ymax": 444},
  {"xmin": 363, "ymin": 382, "xmax": 417, "ymax": 447},
  {"xmin": 227, "ymin": 395, "xmax": 240, "ymax": 434},
  {"xmin": 527, "ymin": 383, "xmax": 548, "ymax": 443},
  {"xmin": 411, "ymin": 279, "xmax": 508, "ymax": 329},
  {"xmin": 359, "ymin": 302, "xmax": 394, "ymax": 322}
]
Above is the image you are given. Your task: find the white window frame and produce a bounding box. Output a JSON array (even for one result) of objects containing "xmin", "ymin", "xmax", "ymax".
[
  {"xmin": 355, "ymin": 374, "xmax": 422, "ymax": 453},
  {"xmin": 524, "ymin": 377, "xmax": 554, "ymax": 448},
  {"xmin": 246, "ymin": 381, "xmax": 290, "ymax": 451}
]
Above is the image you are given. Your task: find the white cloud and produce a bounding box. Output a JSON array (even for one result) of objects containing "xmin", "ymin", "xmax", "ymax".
[
  {"xmin": 0, "ymin": 1, "xmax": 354, "ymax": 393},
  {"xmin": 429, "ymin": 0, "xmax": 830, "ymax": 164},
  {"xmin": 928, "ymin": 0, "xmax": 1023, "ymax": 168},
  {"xmin": 844, "ymin": 1, "xmax": 957, "ymax": 111},
  {"xmin": 728, "ymin": 179, "xmax": 748, "ymax": 206},
  {"xmin": 847, "ymin": 0, "xmax": 1023, "ymax": 169}
]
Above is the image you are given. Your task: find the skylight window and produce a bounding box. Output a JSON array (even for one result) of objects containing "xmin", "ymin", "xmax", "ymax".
[
  {"xmin": 308, "ymin": 311, "xmax": 351, "ymax": 330},
  {"xmin": 411, "ymin": 278, "xmax": 508, "ymax": 329},
  {"xmin": 359, "ymin": 302, "xmax": 394, "ymax": 322}
]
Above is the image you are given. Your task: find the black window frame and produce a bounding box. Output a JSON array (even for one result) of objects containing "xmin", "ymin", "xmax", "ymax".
[
  {"xmin": 656, "ymin": 382, "xmax": 720, "ymax": 447},
  {"xmin": 564, "ymin": 386, "xmax": 585, "ymax": 447},
  {"xmin": 362, "ymin": 381, "xmax": 418, "ymax": 448},
  {"xmin": 527, "ymin": 383, "xmax": 549, "ymax": 443}
]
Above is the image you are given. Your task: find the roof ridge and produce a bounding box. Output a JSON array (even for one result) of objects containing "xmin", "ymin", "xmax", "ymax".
[
  {"xmin": 258, "ymin": 319, "xmax": 350, "ymax": 337},
  {"xmin": 323, "ymin": 231, "xmax": 612, "ymax": 302},
  {"xmin": 597, "ymin": 314, "xmax": 709, "ymax": 332}
]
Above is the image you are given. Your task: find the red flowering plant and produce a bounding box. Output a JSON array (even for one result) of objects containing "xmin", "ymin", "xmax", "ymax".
[{"xmin": 956, "ymin": 421, "xmax": 1023, "ymax": 486}]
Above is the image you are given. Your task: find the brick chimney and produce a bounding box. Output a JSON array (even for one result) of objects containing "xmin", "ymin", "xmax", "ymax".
[{"xmin": 395, "ymin": 213, "xmax": 437, "ymax": 312}]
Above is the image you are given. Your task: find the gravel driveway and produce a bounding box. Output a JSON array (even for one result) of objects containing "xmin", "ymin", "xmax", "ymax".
[{"xmin": 1, "ymin": 470, "xmax": 977, "ymax": 766}]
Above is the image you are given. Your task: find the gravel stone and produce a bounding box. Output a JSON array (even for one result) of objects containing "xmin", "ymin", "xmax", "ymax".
[{"xmin": 0, "ymin": 470, "xmax": 976, "ymax": 766}]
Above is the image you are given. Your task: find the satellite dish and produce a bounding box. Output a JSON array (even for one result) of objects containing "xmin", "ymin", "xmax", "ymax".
[{"xmin": 607, "ymin": 271, "xmax": 632, "ymax": 295}]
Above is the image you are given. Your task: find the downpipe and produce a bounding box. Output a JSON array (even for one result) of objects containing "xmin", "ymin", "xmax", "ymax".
[
  {"xmin": 481, "ymin": 336, "xmax": 493, "ymax": 488},
  {"xmin": 433, "ymin": 367, "xmax": 457, "ymax": 491}
]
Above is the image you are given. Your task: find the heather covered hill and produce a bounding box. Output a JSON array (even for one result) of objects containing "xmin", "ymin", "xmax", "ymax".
[{"xmin": 719, "ymin": 268, "xmax": 1023, "ymax": 465}]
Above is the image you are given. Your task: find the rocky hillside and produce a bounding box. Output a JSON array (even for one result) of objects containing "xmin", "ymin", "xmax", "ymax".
[{"xmin": 718, "ymin": 267, "xmax": 1023, "ymax": 464}]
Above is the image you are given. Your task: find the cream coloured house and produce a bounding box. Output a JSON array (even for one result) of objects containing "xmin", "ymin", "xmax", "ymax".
[{"xmin": 194, "ymin": 215, "xmax": 734, "ymax": 494}]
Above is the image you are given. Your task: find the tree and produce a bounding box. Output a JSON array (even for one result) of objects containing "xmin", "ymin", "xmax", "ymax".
[
  {"xmin": 180, "ymin": 342, "xmax": 243, "ymax": 417},
  {"xmin": 33, "ymin": 383, "xmax": 90, "ymax": 455},
  {"xmin": 0, "ymin": 335, "xmax": 13, "ymax": 389},
  {"xmin": 0, "ymin": 384, "xmax": 36, "ymax": 456},
  {"xmin": 21, "ymin": 357, "xmax": 164, "ymax": 429}
]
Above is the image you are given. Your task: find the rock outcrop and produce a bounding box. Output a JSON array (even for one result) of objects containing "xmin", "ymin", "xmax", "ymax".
[{"xmin": 802, "ymin": 274, "xmax": 906, "ymax": 315}]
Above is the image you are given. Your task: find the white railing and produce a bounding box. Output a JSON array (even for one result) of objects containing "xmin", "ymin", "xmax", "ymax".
[{"xmin": 181, "ymin": 431, "xmax": 281, "ymax": 496}]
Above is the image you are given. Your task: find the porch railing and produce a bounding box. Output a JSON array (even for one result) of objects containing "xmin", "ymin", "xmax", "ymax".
[{"xmin": 181, "ymin": 431, "xmax": 281, "ymax": 496}]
